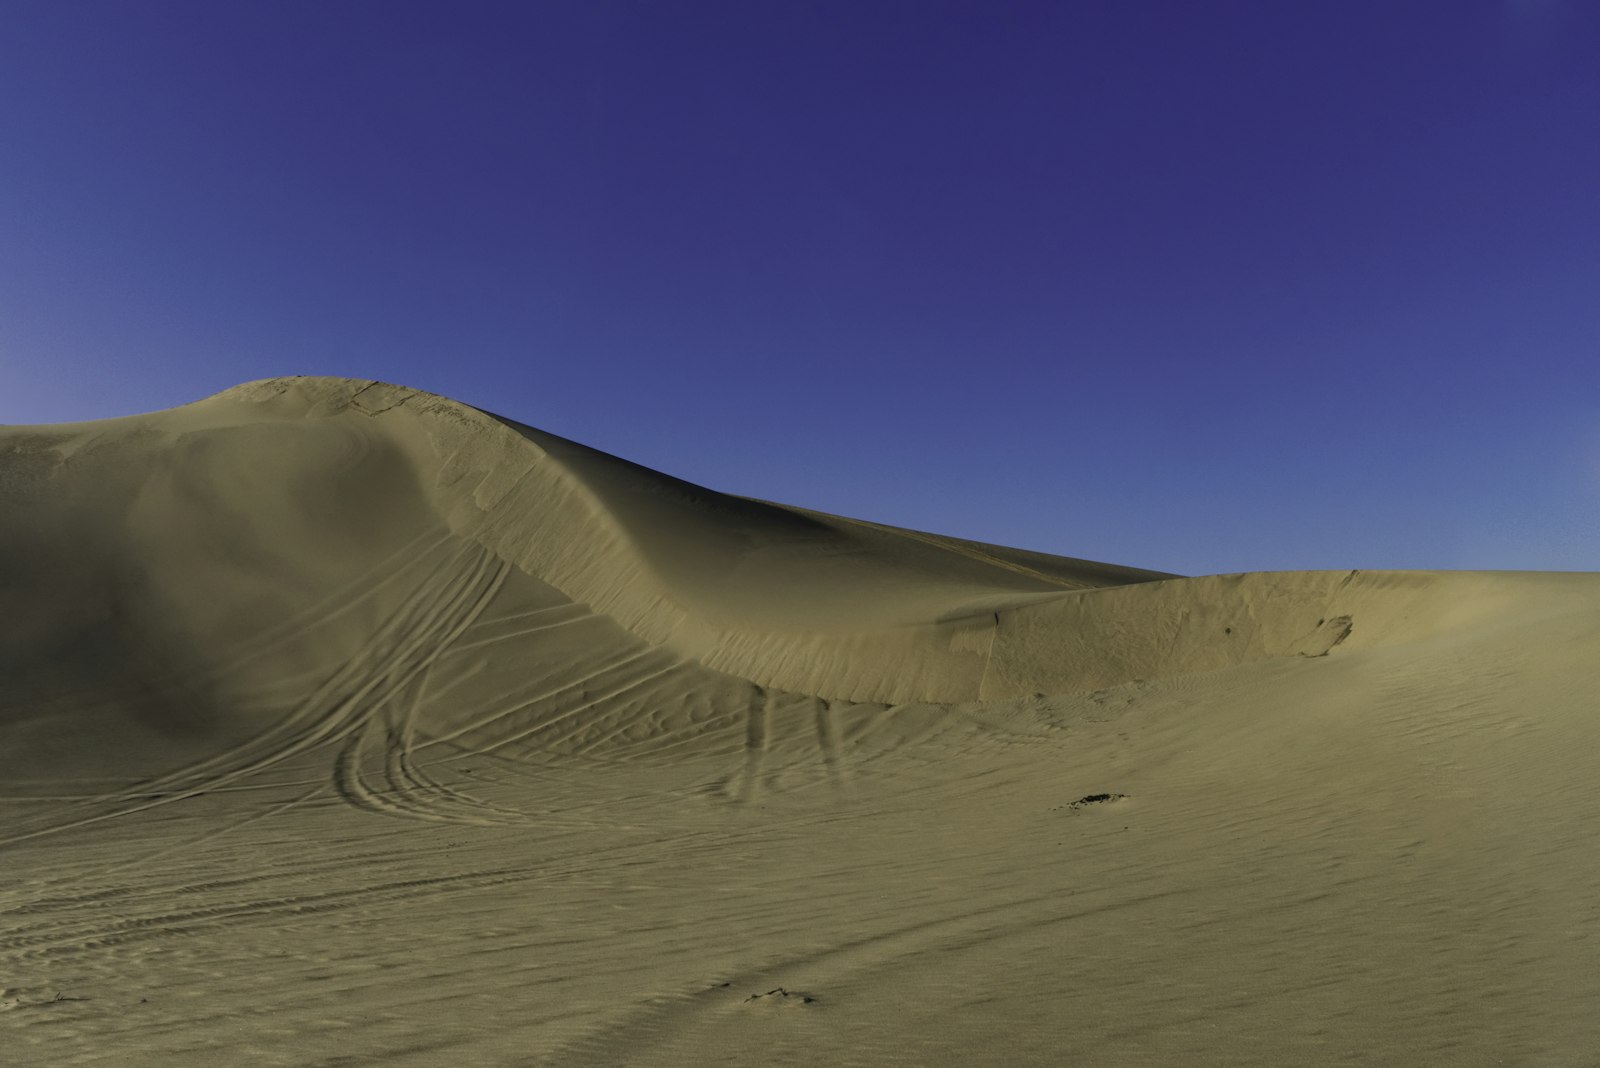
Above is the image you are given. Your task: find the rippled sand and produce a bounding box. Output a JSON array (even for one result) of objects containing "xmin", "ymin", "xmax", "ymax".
[{"xmin": 4, "ymin": 377, "xmax": 1597, "ymax": 1065}]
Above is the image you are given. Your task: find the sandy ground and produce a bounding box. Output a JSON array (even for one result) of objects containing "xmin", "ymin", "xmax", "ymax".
[{"xmin": 3, "ymin": 377, "xmax": 1597, "ymax": 1066}]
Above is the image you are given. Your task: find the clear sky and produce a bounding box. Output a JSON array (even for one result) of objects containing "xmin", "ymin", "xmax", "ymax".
[{"xmin": 2, "ymin": 2, "xmax": 1596, "ymax": 575}]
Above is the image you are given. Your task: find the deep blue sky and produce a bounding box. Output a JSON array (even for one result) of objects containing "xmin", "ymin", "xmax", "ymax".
[{"xmin": 2, "ymin": 2, "xmax": 1596, "ymax": 575}]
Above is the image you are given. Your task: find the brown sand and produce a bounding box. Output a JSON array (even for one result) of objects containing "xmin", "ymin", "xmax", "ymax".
[{"xmin": 3, "ymin": 376, "xmax": 1597, "ymax": 1065}]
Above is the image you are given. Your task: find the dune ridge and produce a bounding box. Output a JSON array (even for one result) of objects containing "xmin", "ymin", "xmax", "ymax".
[
  {"xmin": 4, "ymin": 376, "xmax": 1598, "ymax": 1066},
  {"xmin": 12, "ymin": 375, "xmax": 1573, "ymax": 713}
]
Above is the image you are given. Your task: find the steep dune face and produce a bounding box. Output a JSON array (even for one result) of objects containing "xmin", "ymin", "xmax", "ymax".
[
  {"xmin": 4, "ymin": 375, "xmax": 1578, "ymax": 750},
  {"xmin": 2, "ymin": 374, "xmax": 1590, "ymax": 798},
  {"xmin": 2, "ymin": 397, "xmax": 441, "ymax": 781},
  {"xmin": 4, "ymin": 377, "xmax": 1598, "ymax": 1066},
  {"xmin": 2, "ymin": 375, "xmax": 1169, "ymax": 781}
]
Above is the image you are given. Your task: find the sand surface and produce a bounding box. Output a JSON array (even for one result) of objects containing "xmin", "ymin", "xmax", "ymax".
[{"xmin": 3, "ymin": 377, "xmax": 1597, "ymax": 1066}]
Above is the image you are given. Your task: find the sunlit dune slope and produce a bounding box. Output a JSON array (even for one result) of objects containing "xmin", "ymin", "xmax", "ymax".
[
  {"xmin": 5, "ymin": 377, "xmax": 1600, "ymax": 1067},
  {"xmin": 6, "ymin": 375, "xmax": 1582, "ymax": 765}
]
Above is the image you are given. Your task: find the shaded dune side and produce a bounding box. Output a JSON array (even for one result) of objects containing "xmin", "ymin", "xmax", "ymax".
[
  {"xmin": 4, "ymin": 375, "xmax": 1594, "ymax": 802},
  {"xmin": 6, "ymin": 374, "xmax": 1599, "ymax": 849},
  {"xmin": 207, "ymin": 377, "xmax": 1184, "ymax": 706},
  {"xmin": 1, "ymin": 376, "xmax": 1076, "ymax": 838},
  {"xmin": 7, "ymin": 380, "xmax": 1600, "ymax": 1068},
  {"xmin": 219, "ymin": 379, "xmax": 1588, "ymax": 704}
]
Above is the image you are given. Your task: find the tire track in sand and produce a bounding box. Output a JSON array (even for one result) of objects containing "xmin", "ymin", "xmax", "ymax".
[{"xmin": 0, "ymin": 538, "xmax": 509, "ymax": 847}]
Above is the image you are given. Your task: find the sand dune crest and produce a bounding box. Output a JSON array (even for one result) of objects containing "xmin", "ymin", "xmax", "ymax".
[{"xmin": 3, "ymin": 376, "xmax": 1597, "ymax": 1065}]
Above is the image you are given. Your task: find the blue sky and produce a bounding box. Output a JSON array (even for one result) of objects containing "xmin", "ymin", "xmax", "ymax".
[{"xmin": 2, "ymin": 1, "xmax": 1596, "ymax": 575}]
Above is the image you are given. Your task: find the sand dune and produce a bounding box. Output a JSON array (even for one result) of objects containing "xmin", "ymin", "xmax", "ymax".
[{"xmin": 3, "ymin": 376, "xmax": 1597, "ymax": 1065}]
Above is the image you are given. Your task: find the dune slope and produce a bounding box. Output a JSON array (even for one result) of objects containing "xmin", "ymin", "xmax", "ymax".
[{"xmin": 2, "ymin": 377, "xmax": 1597, "ymax": 1066}]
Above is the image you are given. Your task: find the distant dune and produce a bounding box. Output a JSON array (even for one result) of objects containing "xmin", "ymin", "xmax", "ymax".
[{"xmin": 3, "ymin": 377, "xmax": 1597, "ymax": 1066}]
